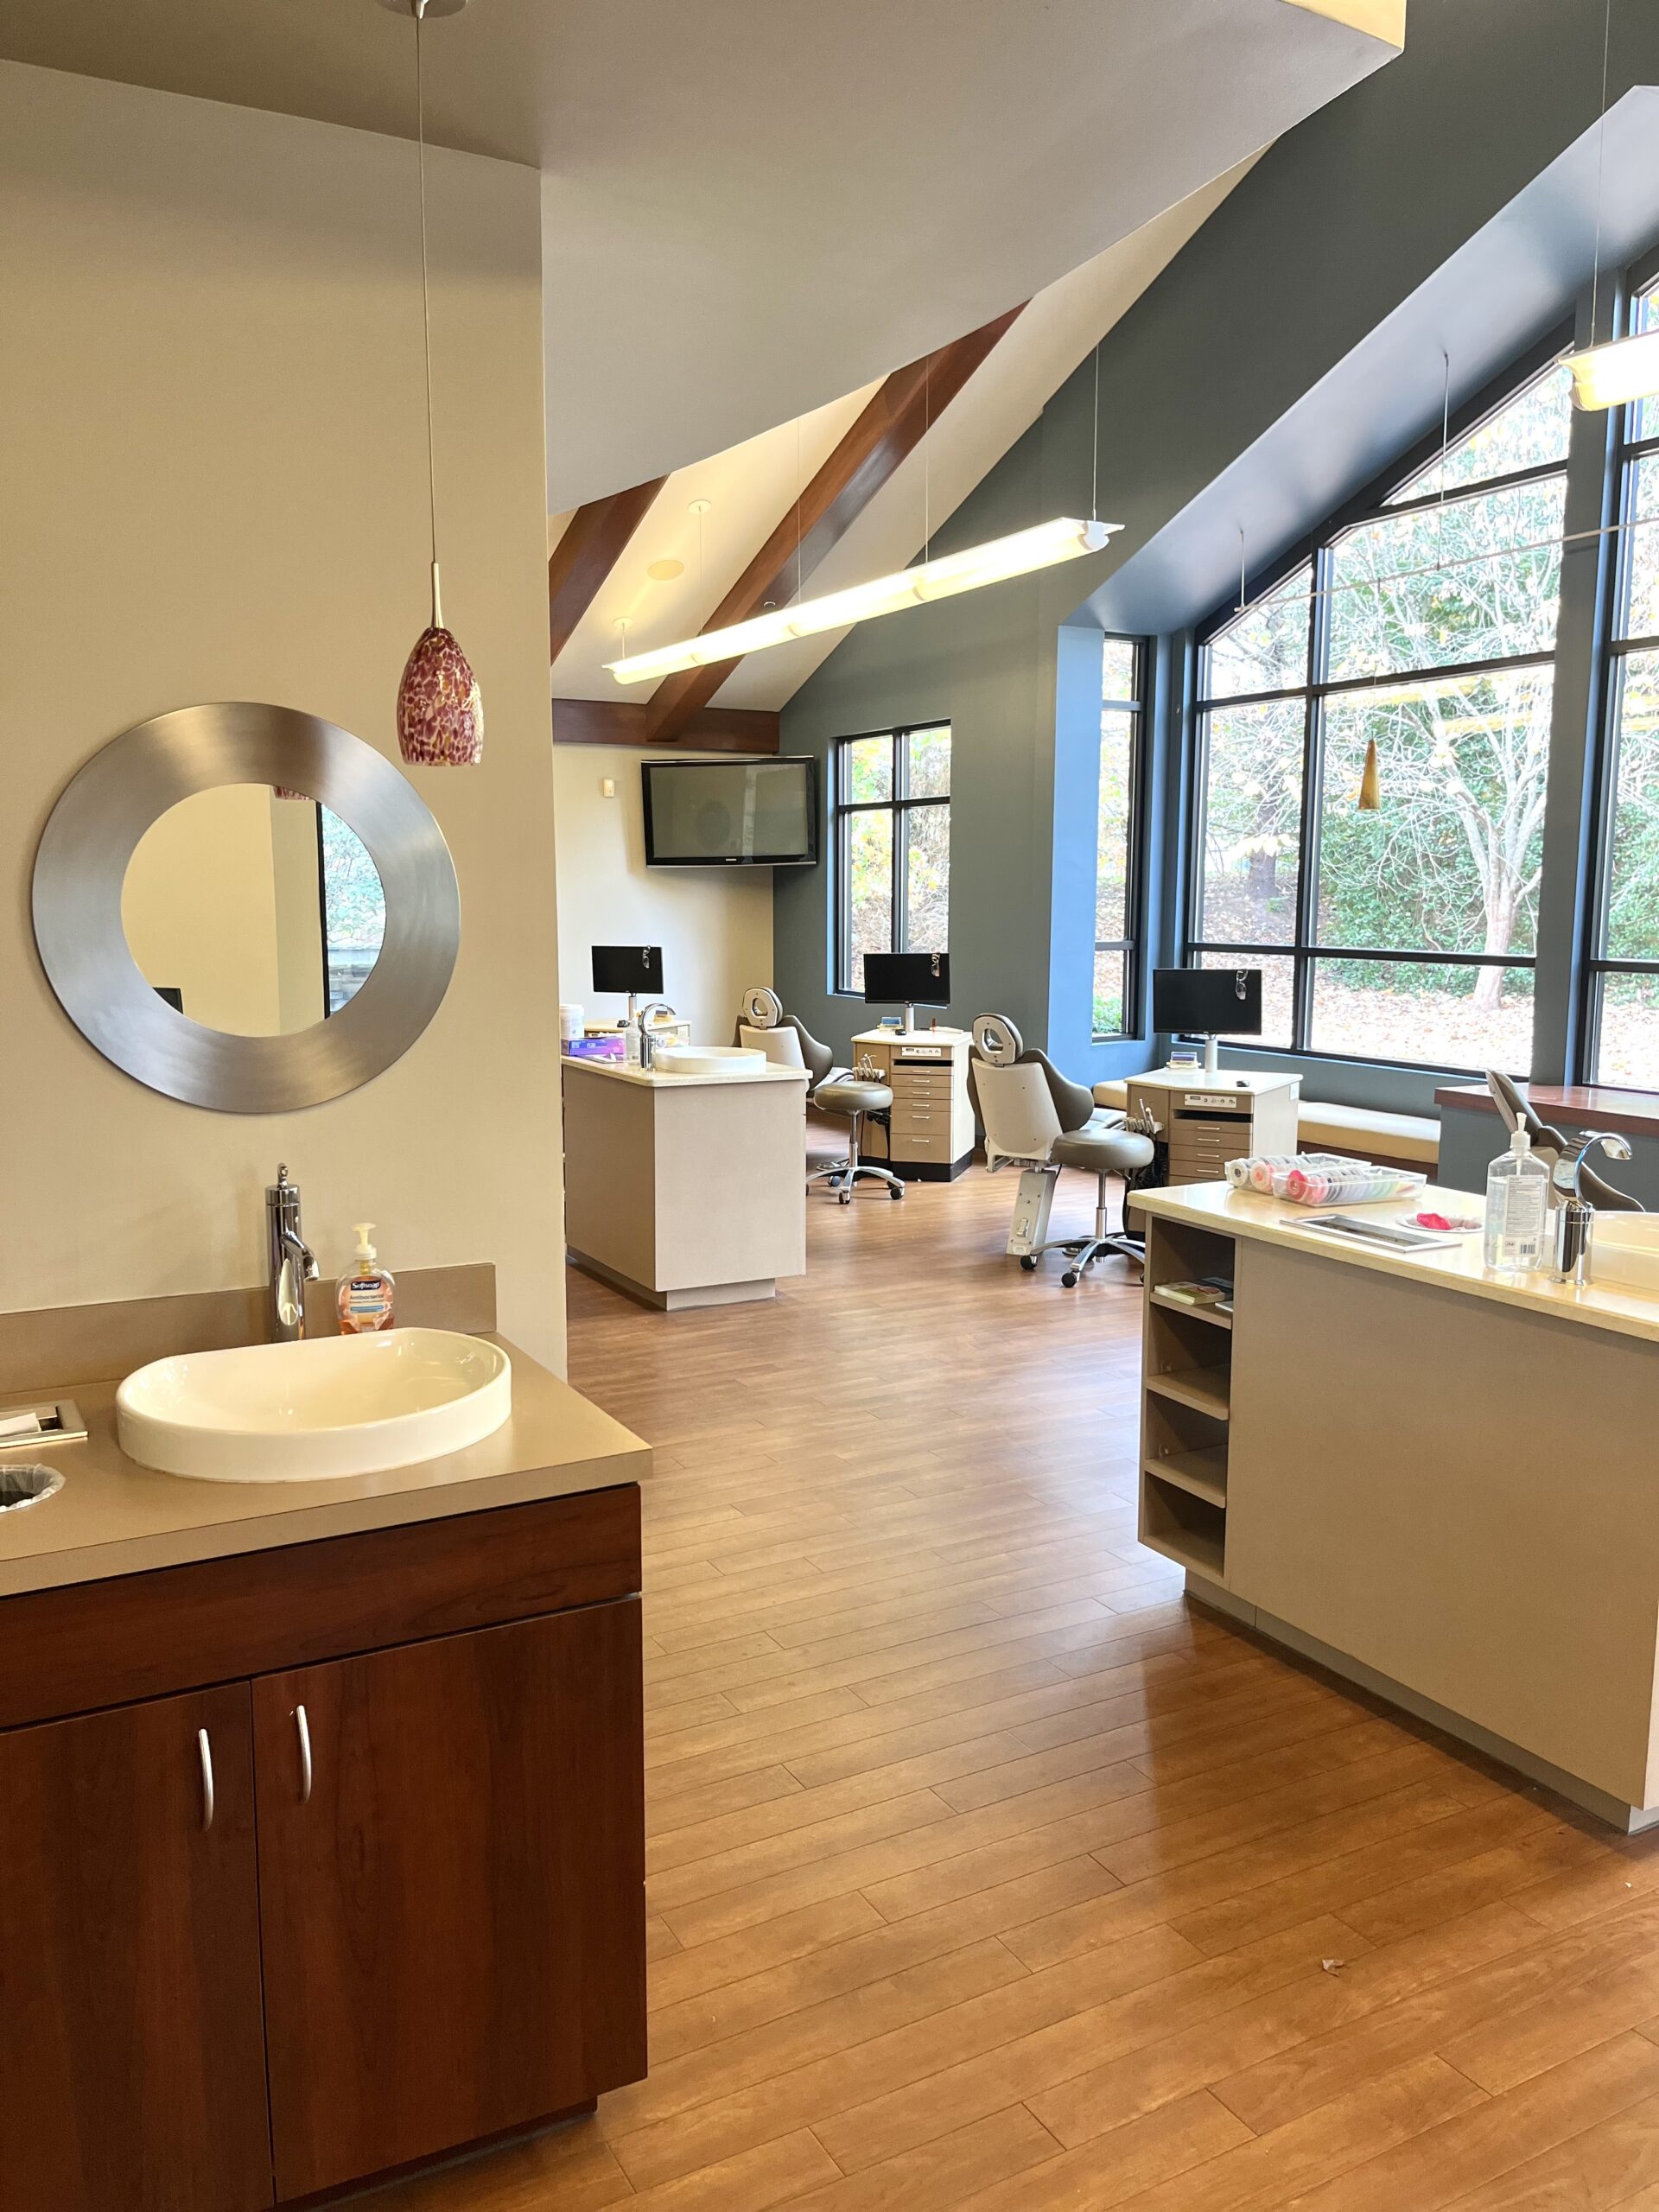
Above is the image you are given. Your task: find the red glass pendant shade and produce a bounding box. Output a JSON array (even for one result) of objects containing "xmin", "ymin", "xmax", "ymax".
[{"xmin": 397, "ymin": 619, "xmax": 483, "ymax": 766}]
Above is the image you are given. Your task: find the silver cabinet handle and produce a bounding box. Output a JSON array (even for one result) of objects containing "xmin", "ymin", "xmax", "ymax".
[
  {"xmin": 295, "ymin": 1703, "xmax": 313, "ymax": 1804},
  {"xmin": 198, "ymin": 1726, "xmax": 215, "ymax": 1831}
]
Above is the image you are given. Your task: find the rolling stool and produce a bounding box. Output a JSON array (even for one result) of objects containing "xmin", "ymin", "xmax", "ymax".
[
  {"xmin": 1036, "ymin": 1122, "xmax": 1154, "ymax": 1283},
  {"xmin": 808, "ymin": 1075, "xmax": 906, "ymax": 1204}
]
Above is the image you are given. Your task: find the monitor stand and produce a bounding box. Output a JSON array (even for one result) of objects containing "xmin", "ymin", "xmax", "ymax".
[
  {"xmin": 902, "ymin": 1001, "xmax": 915, "ymax": 1036},
  {"xmin": 1203, "ymin": 1033, "xmax": 1221, "ymax": 1077}
]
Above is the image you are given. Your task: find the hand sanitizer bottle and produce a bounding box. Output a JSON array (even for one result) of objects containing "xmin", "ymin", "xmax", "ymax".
[
  {"xmin": 1483, "ymin": 1128, "xmax": 1548, "ymax": 1276},
  {"xmin": 336, "ymin": 1224, "xmax": 397, "ymax": 1332}
]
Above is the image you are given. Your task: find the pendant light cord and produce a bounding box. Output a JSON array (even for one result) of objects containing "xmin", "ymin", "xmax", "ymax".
[
  {"xmin": 924, "ymin": 352, "xmax": 931, "ymax": 563},
  {"xmin": 1592, "ymin": 0, "xmax": 1611, "ymax": 343},
  {"xmin": 1091, "ymin": 339, "xmax": 1101, "ymax": 524},
  {"xmin": 414, "ymin": 0, "xmax": 441, "ymax": 628}
]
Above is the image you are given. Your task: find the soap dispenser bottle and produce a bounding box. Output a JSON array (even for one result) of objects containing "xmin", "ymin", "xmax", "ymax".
[
  {"xmin": 1483, "ymin": 1127, "xmax": 1548, "ymax": 1277},
  {"xmin": 336, "ymin": 1224, "xmax": 396, "ymax": 1333}
]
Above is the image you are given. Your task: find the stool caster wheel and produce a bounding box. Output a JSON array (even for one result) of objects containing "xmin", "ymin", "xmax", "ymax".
[
  {"xmin": 1061, "ymin": 1270, "xmax": 1079, "ymax": 1287},
  {"xmin": 889, "ymin": 1184, "xmax": 905, "ymax": 1200},
  {"xmin": 838, "ymin": 1191, "xmax": 851, "ymax": 1206},
  {"xmin": 1019, "ymin": 1255, "xmax": 1037, "ymax": 1272}
]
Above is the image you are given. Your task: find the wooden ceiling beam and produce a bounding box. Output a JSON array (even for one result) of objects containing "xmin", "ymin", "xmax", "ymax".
[
  {"xmin": 548, "ymin": 475, "xmax": 665, "ymax": 665},
  {"xmin": 637, "ymin": 304, "xmax": 1025, "ymax": 745},
  {"xmin": 550, "ymin": 698, "xmax": 779, "ymax": 754}
]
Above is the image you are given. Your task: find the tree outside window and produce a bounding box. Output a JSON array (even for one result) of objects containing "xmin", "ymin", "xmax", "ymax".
[
  {"xmin": 834, "ymin": 728, "xmax": 950, "ymax": 993},
  {"xmin": 1190, "ymin": 356, "xmax": 1572, "ymax": 1073}
]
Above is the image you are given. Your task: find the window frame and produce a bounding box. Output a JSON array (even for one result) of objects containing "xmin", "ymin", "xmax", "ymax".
[
  {"xmin": 1184, "ymin": 329, "xmax": 1573, "ymax": 1076},
  {"xmin": 831, "ymin": 723, "xmax": 951, "ymax": 997},
  {"xmin": 1094, "ymin": 639, "xmax": 1146, "ymax": 1041},
  {"xmin": 1582, "ymin": 264, "xmax": 1659, "ymax": 1086}
]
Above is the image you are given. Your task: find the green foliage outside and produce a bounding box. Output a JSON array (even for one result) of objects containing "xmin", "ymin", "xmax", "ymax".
[{"xmin": 1197, "ymin": 364, "xmax": 1580, "ymax": 1065}]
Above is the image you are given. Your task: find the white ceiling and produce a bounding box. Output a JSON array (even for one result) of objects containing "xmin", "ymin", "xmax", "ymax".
[
  {"xmin": 550, "ymin": 158, "xmax": 1259, "ymax": 711},
  {"xmin": 0, "ymin": 2, "xmax": 1402, "ymax": 512}
]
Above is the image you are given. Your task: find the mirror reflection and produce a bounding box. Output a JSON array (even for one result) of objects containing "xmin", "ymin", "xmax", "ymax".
[{"xmin": 121, "ymin": 785, "xmax": 387, "ymax": 1035}]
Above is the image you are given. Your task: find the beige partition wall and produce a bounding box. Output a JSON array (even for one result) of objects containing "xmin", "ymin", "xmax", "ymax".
[
  {"xmin": 1, "ymin": 62, "xmax": 565, "ymax": 1370},
  {"xmin": 1224, "ymin": 1242, "xmax": 1659, "ymax": 1815}
]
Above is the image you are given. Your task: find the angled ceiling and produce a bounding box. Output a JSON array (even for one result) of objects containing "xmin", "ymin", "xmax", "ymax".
[
  {"xmin": 0, "ymin": 2, "xmax": 1404, "ymax": 512},
  {"xmin": 550, "ymin": 158, "xmax": 1259, "ymax": 713}
]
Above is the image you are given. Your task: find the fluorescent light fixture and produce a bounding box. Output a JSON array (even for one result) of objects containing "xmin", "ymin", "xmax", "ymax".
[
  {"xmin": 1567, "ymin": 328, "xmax": 1659, "ymax": 412},
  {"xmin": 604, "ymin": 516, "xmax": 1119, "ymax": 684}
]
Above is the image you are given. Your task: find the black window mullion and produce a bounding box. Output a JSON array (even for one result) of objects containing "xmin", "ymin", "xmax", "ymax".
[{"xmin": 1292, "ymin": 543, "xmax": 1335, "ymax": 1049}]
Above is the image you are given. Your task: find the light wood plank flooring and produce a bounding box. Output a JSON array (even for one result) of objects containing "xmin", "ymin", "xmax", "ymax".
[{"xmin": 373, "ymin": 1136, "xmax": 1659, "ymax": 2212}]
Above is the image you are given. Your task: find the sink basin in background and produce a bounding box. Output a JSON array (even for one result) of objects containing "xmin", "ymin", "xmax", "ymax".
[
  {"xmin": 650, "ymin": 1045, "xmax": 767, "ymax": 1078},
  {"xmin": 1585, "ymin": 1212, "xmax": 1659, "ymax": 1297},
  {"xmin": 117, "ymin": 1329, "xmax": 512, "ymax": 1483}
]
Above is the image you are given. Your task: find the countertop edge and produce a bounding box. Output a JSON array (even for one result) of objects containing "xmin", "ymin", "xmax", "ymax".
[{"xmin": 563, "ymin": 1058, "xmax": 810, "ymax": 1090}]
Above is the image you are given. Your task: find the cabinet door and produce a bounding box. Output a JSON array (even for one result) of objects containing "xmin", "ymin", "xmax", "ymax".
[
  {"xmin": 0, "ymin": 1684, "xmax": 272, "ymax": 2212},
  {"xmin": 253, "ymin": 1599, "xmax": 645, "ymax": 2201}
]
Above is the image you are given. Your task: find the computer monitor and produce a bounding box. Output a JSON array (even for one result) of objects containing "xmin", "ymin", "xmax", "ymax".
[
  {"xmin": 862, "ymin": 950, "xmax": 950, "ymax": 1033},
  {"xmin": 592, "ymin": 944, "xmax": 664, "ymax": 1021},
  {"xmin": 1153, "ymin": 966, "xmax": 1262, "ymax": 1076}
]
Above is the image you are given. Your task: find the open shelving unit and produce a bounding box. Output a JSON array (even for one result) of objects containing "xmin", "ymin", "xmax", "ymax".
[{"xmin": 1139, "ymin": 1214, "xmax": 1238, "ymax": 1588}]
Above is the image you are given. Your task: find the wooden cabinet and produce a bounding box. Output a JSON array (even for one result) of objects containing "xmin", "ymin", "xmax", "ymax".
[
  {"xmin": 254, "ymin": 1603, "xmax": 645, "ymax": 2201},
  {"xmin": 853, "ymin": 1028, "xmax": 975, "ymax": 1179},
  {"xmin": 0, "ymin": 1490, "xmax": 645, "ymax": 2212},
  {"xmin": 1124, "ymin": 1069, "xmax": 1300, "ymax": 1188},
  {"xmin": 0, "ymin": 1685, "xmax": 272, "ymax": 2212}
]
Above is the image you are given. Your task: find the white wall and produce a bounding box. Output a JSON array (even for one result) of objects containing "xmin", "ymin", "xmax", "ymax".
[
  {"xmin": 1, "ymin": 63, "xmax": 566, "ymax": 1370},
  {"xmin": 553, "ymin": 747, "xmax": 772, "ymax": 1043}
]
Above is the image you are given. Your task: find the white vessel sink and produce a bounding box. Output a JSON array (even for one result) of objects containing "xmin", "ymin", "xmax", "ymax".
[
  {"xmin": 650, "ymin": 1045, "xmax": 766, "ymax": 1078},
  {"xmin": 1586, "ymin": 1212, "xmax": 1659, "ymax": 1296},
  {"xmin": 117, "ymin": 1329, "xmax": 512, "ymax": 1483}
]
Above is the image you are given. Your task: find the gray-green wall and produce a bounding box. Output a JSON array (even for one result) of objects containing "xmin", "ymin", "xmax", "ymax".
[{"xmin": 776, "ymin": 0, "xmax": 1659, "ymax": 1109}]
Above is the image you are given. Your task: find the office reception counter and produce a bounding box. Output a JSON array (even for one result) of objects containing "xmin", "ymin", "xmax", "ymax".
[
  {"xmin": 1131, "ymin": 1177, "xmax": 1659, "ymax": 1832},
  {"xmin": 563, "ymin": 1057, "xmax": 809, "ymax": 1310}
]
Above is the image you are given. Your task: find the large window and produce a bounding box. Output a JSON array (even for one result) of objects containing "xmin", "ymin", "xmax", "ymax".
[
  {"xmin": 1094, "ymin": 639, "xmax": 1143, "ymax": 1039},
  {"xmin": 1190, "ymin": 357, "xmax": 1573, "ymax": 1072},
  {"xmin": 1588, "ymin": 273, "xmax": 1659, "ymax": 1086},
  {"xmin": 834, "ymin": 726, "xmax": 950, "ymax": 993}
]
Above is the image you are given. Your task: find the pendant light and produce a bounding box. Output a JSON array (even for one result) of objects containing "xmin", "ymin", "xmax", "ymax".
[
  {"xmin": 607, "ymin": 336, "xmax": 1120, "ymax": 685},
  {"xmin": 1562, "ymin": 1, "xmax": 1655, "ymax": 413},
  {"xmin": 390, "ymin": 0, "xmax": 483, "ymax": 766},
  {"xmin": 1357, "ymin": 739, "xmax": 1382, "ymax": 810}
]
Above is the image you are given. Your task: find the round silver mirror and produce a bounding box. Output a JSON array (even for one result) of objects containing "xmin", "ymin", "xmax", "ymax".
[{"xmin": 33, "ymin": 703, "xmax": 461, "ymax": 1112}]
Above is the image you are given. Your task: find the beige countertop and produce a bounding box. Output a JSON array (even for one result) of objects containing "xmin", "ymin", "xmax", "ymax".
[
  {"xmin": 0, "ymin": 1334, "xmax": 647, "ymax": 1599},
  {"xmin": 1131, "ymin": 1179, "xmax": 1659, "ymax": 1348},
  {"xmin": 562, "ymin": 1057, "xmax": 808, "ymax": 1091},
  {"xmin": 850, "ymin": 1027, "xmax": 972, "ymax": 1046}
]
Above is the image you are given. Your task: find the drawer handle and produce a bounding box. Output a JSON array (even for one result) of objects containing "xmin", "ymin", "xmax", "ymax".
[
  {"xmin": 198, "ymin": 1726, "xmax": 215, "ymax": 1832},
  {"xmin": 295, "ymin": 1703, "xmax": 313, "ymax": 1805}
]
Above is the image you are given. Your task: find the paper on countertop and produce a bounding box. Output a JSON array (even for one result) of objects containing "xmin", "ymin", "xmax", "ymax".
[{"xmin": 0, "ymin": 1410, "xmax": 42, "ymax": 1441}]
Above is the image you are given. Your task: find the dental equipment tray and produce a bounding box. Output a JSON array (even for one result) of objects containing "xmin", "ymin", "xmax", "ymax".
[{"xmin": 1293, "ymin": 1213, "xmax": 1464, "ymax": 1250}]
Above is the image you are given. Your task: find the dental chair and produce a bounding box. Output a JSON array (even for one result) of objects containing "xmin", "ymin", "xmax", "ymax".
[
  {"xmin": 738, "ymin": 988, "xmax": 904, "ymax": 1204},
  {"xmin": 969, "ymin": 1014, "xmax": 1154, "ymax": 1282},
  {"xmin": 1485, "ymin": 1068, "xmax": 1643, "ymax": 1211}
]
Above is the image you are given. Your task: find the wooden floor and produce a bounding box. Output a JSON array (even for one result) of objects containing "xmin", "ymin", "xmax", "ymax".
[{"xmin": 377, "ymin": 1139, "xmax": 1659, "ymax": 2212}]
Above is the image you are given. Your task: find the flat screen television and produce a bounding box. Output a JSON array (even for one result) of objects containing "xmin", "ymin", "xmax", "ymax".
[
  {"xmin": 642, "ymin": 757, "xmax": 817, "ymax": 867},
  {"xmin": 863, "ymin": 951, "xmax": 950, "ymax": 1009},
  {"xmin": 592, "ymin": 944, "xmax": 664, "ymax": 995},
  {"xmin": 1152, "ymin": 966, "xmax": 1262, "ymax": 1038}
]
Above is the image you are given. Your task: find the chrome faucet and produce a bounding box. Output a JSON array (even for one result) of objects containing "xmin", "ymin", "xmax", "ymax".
[
  {"xmin": 266, "ymin": 1165, "xmax": 320, "ymax": 1341},
  {"xmin": 1551, "ymin": 1131, "xmax": 1635, "ymax": 1288},
  {"xmin": 634, "ymin": 1001, "xmax": 677, "ymax": 1071}
]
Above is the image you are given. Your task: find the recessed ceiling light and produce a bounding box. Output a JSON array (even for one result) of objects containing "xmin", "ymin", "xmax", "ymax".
[{"xmin": 647, "ymin": 558, "xmax": 685, "ymax": 582}]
